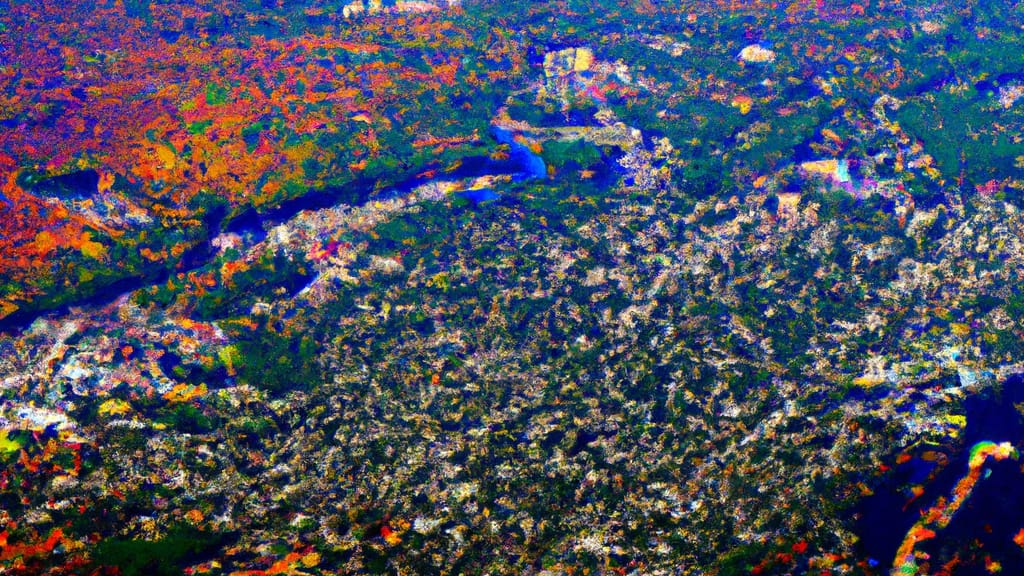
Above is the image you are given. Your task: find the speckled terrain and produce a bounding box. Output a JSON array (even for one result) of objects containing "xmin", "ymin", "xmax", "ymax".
[{"xmin": 3, "ymin": 1, "xmax": 1024, "ymax": 575}]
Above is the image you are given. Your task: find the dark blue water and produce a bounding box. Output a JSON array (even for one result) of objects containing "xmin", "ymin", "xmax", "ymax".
[
  {"xmin": 0, "ymin": 126, "xmax": 549, "ymax": 334},
  {"xmin": 457, "ymin": 188, "xmax": 500, "ymax": 204},
  {"xmin": 493, "ymin": 126, "xmax": 547, "ymax": 180},
  {"xmin": 854, "ymin": 376, "xmax": 1024, "ymax": 571}
]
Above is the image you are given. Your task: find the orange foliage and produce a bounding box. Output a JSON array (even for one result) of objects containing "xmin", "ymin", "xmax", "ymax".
[
  {"xmin": 0, "ymin": 0, "xmax": 502, "ymax": 315},
  {"xmin": 0, "ymin": 528, "xmax": 67, "ymax": 562}
]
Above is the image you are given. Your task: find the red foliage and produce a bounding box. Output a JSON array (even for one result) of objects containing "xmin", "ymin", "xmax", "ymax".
[{"xmin": 0, "ymin": 0, "xmax": 489, "ymax": 316}]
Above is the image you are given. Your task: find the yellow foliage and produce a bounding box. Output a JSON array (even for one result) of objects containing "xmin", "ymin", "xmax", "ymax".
[
  {"xmin": 300, "ymin": 552, "xmax": 321, "ymax": 568},
  {"xmin": 573, "ymin": 47, "xmax": 594, "ymax": 72},
  {"xmin": 163, "ymin": 383, "xmax": 208, "ymax": 404},
  {"xmin": 731, "ymin": 94, "xmax": 753, "ymax": 115},
  {"xmin": 99, "ymin": 398, "xmax": 132, "ymax": 417},
  {"xmin": 205, "ymin": 157, "xmax": 228, "ymax": 180},
  {"xmin": 282, "ymin": 140, "xmax": 317, "ymax": 176},
  {"xmin": 426, "ymin": 272, "xmax": 450, "ymax": 291},
  {"xmin": 0, "ymin": 430, "xmax": 22, "ymax": 454},
  {"xmin": 801, "ymin": 159, "xmax": 839, "ymax": 177},
  {"xmin": 219, "ymin": 345, "xmax": 241, "ymax": 376},
  {"xmin": 78, "ymin": 232, "xmax": 107, "ymax": 260},
  {"xmin": 852, "ymin": 375, "xmax": 886, "ymax": 388},
  {"xmin": 0, "ymin": 300, "xmax": 18, "ymax": 320},
  {"xmin": 155, "ymin": 144, "xmax": 176, "ymax": 170},
  {"xmin": 944, "ymin": 414, "xmax": 967, "ymax": 429},
  {"xmin": 33, "ymin": 231, "xmax": 57, "ymax": 255}
]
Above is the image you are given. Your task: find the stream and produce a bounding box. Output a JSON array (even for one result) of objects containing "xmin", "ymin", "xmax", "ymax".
[{"xmin": 0, "ymin": 126, "xmax": 548, "ymax": 334}]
